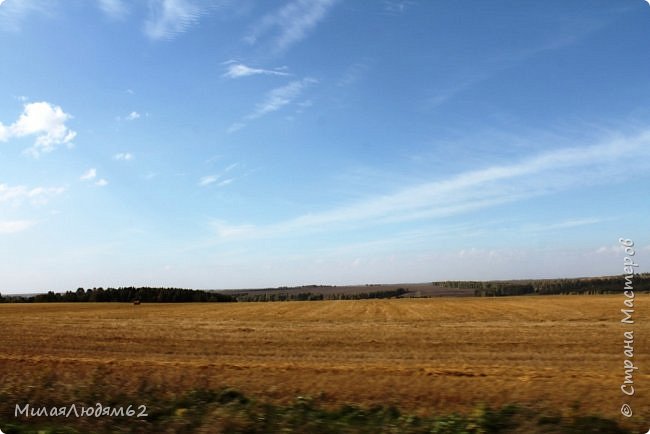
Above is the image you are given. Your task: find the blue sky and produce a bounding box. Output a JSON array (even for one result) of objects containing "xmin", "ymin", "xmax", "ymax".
[{"xmin": 1, "ymin": 0, "xmax": 649, "ymax": 293}]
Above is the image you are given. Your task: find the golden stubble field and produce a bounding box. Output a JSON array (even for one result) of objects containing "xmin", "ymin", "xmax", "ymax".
[{"xmin": 1, "ymin": 296, "xmax": 648, "ymax": 424}]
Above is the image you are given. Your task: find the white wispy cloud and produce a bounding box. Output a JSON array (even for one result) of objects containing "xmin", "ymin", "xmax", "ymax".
[
  {"xmin": 198, "ymin": 175, "xmax": 218, "ymax": 187},
  {"xmin": 199, "ymin": 163, "xmax": 239, "ymax": 187},
  {"xmin": 80, "ymin": 168, "xmax": 108, "ymax": 186},
  {"xmin": 212, "ymin": 220, "xmax": 256, "ymax": 238},
  {"xmin": 246, "ymin": 0, "xmax": 338, "ymax": 54},
  {"xmin": 428, "ymin": 28, "xmax": 602, "ymax": 110},
  {"xmin": 226, "ymin": 122, "xmax": 246, "ymax": 134},
  {"xmin": 0, "ymin": 184, "xmax": 26, "ymax": 203},
  {"xmin": 222, "ymin": 62, "xmax": 290, "ymax": 79},
  {"xmin": 224, "ymin": 163, "xmax": 238, "ymax": 172},
  {"xmin": 210, "ymin": 130, "xmax": 650, "ymax": 240},
  {"xmin": 0, "ymin": 220, "xmax": 36, "ymax": 234},
  {"xmin": 0, "ymin": 102, "xmax": 76, "ymax": 157},
  {"xmin": 0, "ymin": 0, "xmax": 50, "ymax": 32},
  {"xmin": 98, "ymin": 0, "xmax": 129, "ymax": 20},
  {"xmin": 521, "ymin": 217, "xmax": 605, "ymax": 233},
  {"xmin": 251, "ymin": 79, "xmax": 316, "ymax": 118},
  {"xmin": 595, "ymin": 245, "xmax": 622, "ymax": 255},
  {"xmin": 228, "ymin": 78, "xmax": 315, "ymax": 132},
  {"xmin": 126, "ymin": 111, "xmax": 140, "ymax": 121},
  {"xmin": 337, "ymin": 60, "xmax": 370, "ymax": 87},
  {"xmin": 0, "ymin": 183, "xmax": 65, "ymax": 206},
  {"xmin": 144, "ymin": 0, "xmax": 205, "ymax": 40},
  {"xmin": 382, "ymin": 0, "xmax": 414, "ymax": 15},
  {"xmin": 114, "ymin": 152, "xmax": 134, "ymax": 161},
  {"xmin": 80, "ymin": 168, "xmax": 97, "ymax": 181}
]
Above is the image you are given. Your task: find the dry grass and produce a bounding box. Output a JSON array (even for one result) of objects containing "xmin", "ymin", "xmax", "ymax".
[{"xmin": 1, "ymin": 296, "xmax": 648, "ymax": 427}]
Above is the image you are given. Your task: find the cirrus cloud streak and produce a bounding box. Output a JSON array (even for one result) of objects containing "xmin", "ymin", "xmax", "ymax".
[{"xmin": 211, "ymin": 130, "xmax": 650, "ymax": 240}]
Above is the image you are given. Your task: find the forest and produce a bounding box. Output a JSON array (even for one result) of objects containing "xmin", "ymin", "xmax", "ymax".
[
  {"xmin": 435, "ymin": 273, "xmax": 650, "ymax": 296},
  {"xmin": 0, "ymin": 287, "xmax": 236, "ymax": 303},
  {"xmin": 1, "ymin": 274, "xmax": 648, "ymax": 303}
]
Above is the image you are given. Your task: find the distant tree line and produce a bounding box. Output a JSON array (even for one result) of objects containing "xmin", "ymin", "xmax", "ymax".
[
  {"xmin": 3, "ymin": 275, "xmax": 648, "ymax": 303},
  {"xmin": 0, "ymin": 287, "xmax": 236, "ymax": 303},
  {"xmin": 434, "ymin": 274, "xmax": 650, "ymax": 296},
  {"xmin": 0, "ymin": 287, "xmax": 408, "ymax": 303},
  {"xmin": 235, "ymin": 288, "xmax": 409, "ymax": 302}
]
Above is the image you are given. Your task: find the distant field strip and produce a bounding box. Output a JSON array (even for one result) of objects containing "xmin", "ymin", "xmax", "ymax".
[{"xmin": 0, "ymin": 296, "xmax": 648, "ymax": 421}]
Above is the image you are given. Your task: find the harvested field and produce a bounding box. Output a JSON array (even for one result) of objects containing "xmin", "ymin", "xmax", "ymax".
[{"xmin": 0, "ymin": 296, "xmax": 648, "ymax": 432}]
